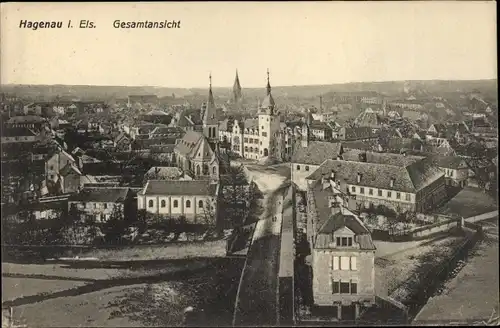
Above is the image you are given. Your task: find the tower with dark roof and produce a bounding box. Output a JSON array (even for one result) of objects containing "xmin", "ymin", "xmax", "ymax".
[{"xmin": 258, "ymin": 69, "xmax": 280, "ymax": 159}]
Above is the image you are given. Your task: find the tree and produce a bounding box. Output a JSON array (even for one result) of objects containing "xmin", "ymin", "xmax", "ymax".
[{"xmin": 102, "ymin": 204, "xmax": 128, "ymax": 244}]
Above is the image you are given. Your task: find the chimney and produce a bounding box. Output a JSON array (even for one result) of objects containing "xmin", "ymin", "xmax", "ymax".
[
  {"xmin": 357, "ymin": 173, "xmax": 362, "ymax": 184},
  {"xmin": 390, "ymin": 178, "xmax": 395, "ymax": 188}
]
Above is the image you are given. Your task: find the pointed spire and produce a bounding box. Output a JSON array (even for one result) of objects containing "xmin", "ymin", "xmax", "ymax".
[
  {"xmin": 233, "ymin": 69, "xmax": 242, "ymax": 104},
  {"xmin": 208, "ymin": 72, "xmax": 215, "ymax": 108},
  {"xmin": 266, "ymin": 68, "xmax": 271, "ymax": 96}
]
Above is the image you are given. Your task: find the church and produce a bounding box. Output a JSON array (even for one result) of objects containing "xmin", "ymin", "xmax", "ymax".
[
  {"xmin": 173, "ymin": 74, "xmax": 230, "ymax": 180},
  {"xmin": 219, "ymin": 69, "xmax": 282, "ymax": 160}
]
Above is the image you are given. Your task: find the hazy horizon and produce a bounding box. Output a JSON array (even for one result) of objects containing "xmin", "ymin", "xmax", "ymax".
[
  {"xmin": 1, "ymin": 78, "xmax": 498, "ymax": 90},
  {"xmin": 1, "ymin": 2, "xmax": 497, "ymax": 88}
]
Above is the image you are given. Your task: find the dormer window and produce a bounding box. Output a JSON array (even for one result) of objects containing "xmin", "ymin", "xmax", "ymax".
[
  {"xmin": 357, "ymin": 173, "xmax": 362, "ymax": 183},
  {"xmin": 336, "ymin": 236, "xmax": 353, "ymax": 247},
  {"xmin": 390, "ymin": 178, "xmax": 395, "ymax": 188}
]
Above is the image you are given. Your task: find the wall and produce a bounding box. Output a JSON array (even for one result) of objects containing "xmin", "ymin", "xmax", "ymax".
[
  {"xmin": 292, "ymin": 163, "xmax": 320, "ymax": 191},
  {"xmin": 466, "ymin": 210, "xmax": 498, "ymax": 223},
  {"xmin": 69, "ymin": 201, "xmax": 122, "ymax": 222},
  {"xmin": 137, "ymin": 194, "xmax": 215, "ymax": 224},
  {"xmin": 312, "ymin": 249, "xmax": 375, "ymax": 307}
]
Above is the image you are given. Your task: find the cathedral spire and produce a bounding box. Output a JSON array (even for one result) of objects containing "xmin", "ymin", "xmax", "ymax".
[
  {"xmin": 203, "ymin": 72, "xmax": 217, "ymax": 125},
  {"xmin": 233, "ymin": 69, "xmax": 242, "ymax": 104},
  {"xmin": 208, "ymin": 72, "xmax": 215, "ymax": 108}
]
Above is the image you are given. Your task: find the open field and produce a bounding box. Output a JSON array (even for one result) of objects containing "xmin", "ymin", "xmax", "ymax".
[
  {"xmin": 436, "ymin": 187, "xmax": 498, "ymax": 218},
  {"xmin": 3, "ymin": 257, "xmax": 244, "ymax": 327},
  {"xmin": 414, "ymin": 234, "xmax": 500, "ymax": 324},
  {"xmin": 2, "ymin": 238, "xmax": 243, "ymax": 327},
  {"xmin": 374, "ymin": 230, "xmax": 469, "ymax": 297}
]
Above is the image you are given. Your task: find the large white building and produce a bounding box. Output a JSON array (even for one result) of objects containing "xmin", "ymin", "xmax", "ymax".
[{"xmin": 219, "ymin": 70, "xmax": 282, "ymax": 160}]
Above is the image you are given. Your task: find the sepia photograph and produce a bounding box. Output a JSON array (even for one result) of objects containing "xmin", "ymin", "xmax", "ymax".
[{"xmin": 0, "ymin": 1, "xmax": 498, "ymax": 327}]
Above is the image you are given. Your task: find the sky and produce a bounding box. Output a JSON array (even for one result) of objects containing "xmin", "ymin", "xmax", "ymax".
[{"xmin": 1, "ymin": 2, "xmax": 497, "ymax": 88}]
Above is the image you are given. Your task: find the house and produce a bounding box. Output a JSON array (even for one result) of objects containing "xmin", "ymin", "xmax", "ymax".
[
  {"xmin": 337, "ymin": 127, "xmax": 377, "ymax": 141},
  {"xmin": 306, "ymin": 181, "xmax": 376, "ymax": 319},
  {"xmin": 143, "ymin": 166, "xmax": 190, "ymax": 183},
  {"xmin": 310, "ymin": 121, "xmax": 333, "ymax": 141},
  {"xmin": 137, "ymin": 179, "xmax": 220, "ymax": 225},
  {"xmin": 354, "ymin": 108, "xmax": 384, "ymax": 130},
  {"xmin": 45, "ymin": 149, "xmax": 78, "ymax": 182},
  {"xmin": 428, "ymin": 155, "xmax": 469, "ymax": 188},
  {"xmin": 1, "ymin": 127, "xmax": 38, "ymax": 144},
  {"xmin": 6, "ymin": 115, "xmax": 48, "ymax": 131},
  {"xmin": 127, "ymin": 95, "xmax": 159, "ymax": 108},
  {"xmin": 114, "ymin": 132, "xmax": 132, "ymax": 152},
  {"xmin": 291, "ymin": 141, "xmax": 344, "ymax": 190},
  {"xmin": 57, "ymin": 163, "xmax": 84, "ymax": 194},
  {"xmin": 305, "ymin": 154, "xmax": 446, "ymax": 213},
  {"xmin": 148, "ymin": 126, "xmax": 185, "ymax": 139},
  {"xmin": 68, "ymin": 187, "xmax": 136, "ymax": 222}
]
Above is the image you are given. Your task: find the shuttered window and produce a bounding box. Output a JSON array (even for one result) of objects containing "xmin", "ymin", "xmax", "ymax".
[
  {"xmin": 340, "ymin": 256, "xmax": 350, "ymax": 270},
  {"xmin": 333, "ymin": 256, "xmax": 340, "ymax": 270},
  {"xmin": 350, "ymin": 257, "xmax": 357, "ymax": 271}
]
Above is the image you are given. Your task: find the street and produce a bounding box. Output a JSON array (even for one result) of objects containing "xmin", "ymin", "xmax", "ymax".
[{"xmin": 233, "ymin": 166, "xmax": 287, "ymax": 326}]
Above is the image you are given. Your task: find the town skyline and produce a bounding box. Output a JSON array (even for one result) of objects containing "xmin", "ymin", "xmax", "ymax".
[{"xmin": 1, "ymin": 2, "xmax": 496, "ymax": 88}]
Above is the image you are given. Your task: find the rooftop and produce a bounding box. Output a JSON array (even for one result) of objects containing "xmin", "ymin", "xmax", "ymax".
[
  {"xmin": 139, "ymin": 179, "xmax": 218, "ymax": 196},
  {"xmin": 68, "ymin": 187, "xmax": 133, "ymax": 203},
  {"xmin": 291, "ymin": 141, "xmax": 343, "ymax": 165}
]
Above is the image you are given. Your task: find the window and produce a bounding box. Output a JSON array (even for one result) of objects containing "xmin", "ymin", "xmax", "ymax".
[
  {"xmin": 350, "ymin": 282, "xmax": 358, "ymax": 294},
  {"xmin": 186, "ymin": 200, "xmax": 191, "ymax": 208},
  {"xmin": 387, "ymin": 191, "xmax": 392, "ymax": 198},
  {"xmin": 213, "ymin": 166, "xmax": 216, "ymax": 174},
  {"xmin": 332, "ymin": 280, "xmax": 340, "ymax": 294},
  {"xmin": 340, "ymin": 282, "xmax": 350, "ymax": 294},
  {"xmin": 148, "ymin": 200, "xmax": 154, "ymax": 208},
  {"xmin": 161, "ymin": 200, "xmax": 166, "ymax": 208},
  {"xmin": 369, "ymin": 188, "xmax": 373, "ymax": 195},
  {"xmin": 378, "ymin": 189, "xmax": 382, "ymax": 196},
  {"xmin": 305, "ymin": 166, "xmax": 309, "ymax": 171},
  {"xmin": 396, "ymin": 192, "xmax": 401, "ymax": 199},
  {"xmin": 405, "ymin": 193, "xmax": 411, "ymax": 201},
  {"xmin": 296, "ymin": 165, "xmax": 300, "ymax": 170},
  {"xmin": 94, "ymin": 203, "xmax": 97, "ymax": 209},
  {"xmin": 262, "ymin": 132, "xmax": 267, "ymax": 137},
  {"xmin": 338, "ymin": 237, "xmax": 352, "ymax": 247},
  {"xmin": 261, "ymin": 126, "xmax": 264, "ymax": 129},
  {"xmin": 244, "ymin": 138, "xmax": 248, "ymax": 143},
  {"xmin": 198, "ymin": 200, "xmax": 203, "ymax": 208},
  {"xmin": 360, "ymin": 187, "xmax": 365, "ymax": 194},
  {"xmin": 350, "ymin": 257, "xmax": 357, "ymax": 270},
  {"xmin": 351, "ymin": 186, "xmax": 356, "ymax": 193},
  {"xmin": 104, "ymin": 203, "xmax": 108, "ymax": 209},
  {"xmin": 173, "ymin": 200, "xmax": 178, "ymax": 208},
  {"xmin": 340, "ymin": 256, "xmax": 350, "ymax": 270}
]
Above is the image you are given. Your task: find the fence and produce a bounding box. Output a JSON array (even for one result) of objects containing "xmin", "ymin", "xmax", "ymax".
[{"xmin": 465, "ymin": 210, "xmax": 498, "ymax": 223}]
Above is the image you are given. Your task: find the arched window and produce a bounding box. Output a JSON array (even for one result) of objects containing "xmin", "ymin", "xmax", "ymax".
[
  {"xmin": 148, "ymin": 199, "xmax": 154, "ymax": 208},
  {"xmin": 296, "ymin": 165, "xmax": 300, "ymax": 170},
  {"xmin": 203, "ymin": 164, "xmax": 209, "ymax": 175},
  {"xmin": 196, "ymin": 165, "xmax": 201, "ymax": 176},
  {"xmin": 212, "ymin": 166, "xmax": 217, "ymax": 174},
  {"xmin": 186, "ymin": 200, "xmax": 191, "ymax": 208},
  {"xmin": 160, "ymin": 200, "xmax": 166, "ymax": 208},
  {"xmin": 198, "ymin": 200, "xmax": 203, "ymax": 208},
  {"xmin": 173, "ymin": 200, "xmax": 179, "ymax": 208}
]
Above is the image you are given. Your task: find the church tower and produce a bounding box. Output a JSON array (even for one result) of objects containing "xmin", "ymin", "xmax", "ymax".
[
  {"xmin": 233, "ymin": 69, "xmax": 242, "ymax": 105},
  {"xmin": 258, "ymin": 69, "xmax": 281, "ymax": 158},
  {"xmin": 203, "ymin": 73, "xmax": 219, "ymax": 142}
]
